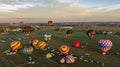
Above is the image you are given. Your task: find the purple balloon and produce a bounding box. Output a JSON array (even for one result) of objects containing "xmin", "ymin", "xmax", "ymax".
[{"xmin": 61, "ymin": 35, "xmax": 67, "ymax": 39}]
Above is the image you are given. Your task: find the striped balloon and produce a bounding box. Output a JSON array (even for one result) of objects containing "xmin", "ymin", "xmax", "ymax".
[
  {"xmin": 29, "ymin": 40, "xmax": 39, "ymax": 48},
  {"xmin": 10, "ymin": 41, "xmax": 21, "ymax": 52},
  {"xmin": 42, "ymin": 32, "xmax": 51, "ymax": 42},
  {"xmin": 66, "ymin": 55, "xmax": 75, "ymax": 64},
  {"xmin": 98, "ymin": 39, "xmax": 112, "ymax": 55},
  {"xmin": 59, "ymin": 45, "xmax": 70, "ymax": 55},
  {"xmin": 23, "ymin": 46, "xmax": 33, "ymax": 55},
  {"xmin": 37, "ymin": 41, "xmax": 47, "ymax": 50}
]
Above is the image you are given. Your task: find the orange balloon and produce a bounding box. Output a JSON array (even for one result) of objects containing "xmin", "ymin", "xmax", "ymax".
[
  {"xmin": 37, "ymin": 41, "xmax": 47, "ymax": 50},
  {"xmin": 11, "ymin": 41, "xmax": 21, "ymax": 52},
  {"xmin": 59, "ymin": 45, "xmax": 70, "ymax": 55}
]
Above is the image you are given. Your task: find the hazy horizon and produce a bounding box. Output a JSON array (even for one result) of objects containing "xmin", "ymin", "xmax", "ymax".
[{"xmin": 0, "ymin": 0, "xmax": 120, "ymax": 23}]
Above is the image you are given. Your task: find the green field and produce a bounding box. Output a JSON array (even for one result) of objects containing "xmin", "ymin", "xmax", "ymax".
[{"xmin": 0, "ymin": 30, "xmax": 120, "ymax": 67}]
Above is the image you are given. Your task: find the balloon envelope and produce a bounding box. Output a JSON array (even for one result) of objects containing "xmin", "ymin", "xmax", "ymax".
[
  {"xmin": 23, "ymin": 45, "xmax": 33, "ymax": 55},
  {"xmin": 60, "ymin": 57, "xmax": 66, "ymax": 63},
  {"xmin": 98, "ymin": 39, "xmax": 112, "ymax": 55},
  {"xmin": 66, "ymin": 55, "xmax": 75, "ymax": 64},
  {"xmin": 46, "ymin": 53, "xmax": 54, "ymax": 59},
  {"xmin": 73, "ymin": 41, "xmax": 81, "ymax": 48},
  {"xmin": 42, "ymin": 32, "xmax": 51, "ymax": 42},
  {"xmin": 10, "ymin": 41, "xmax": 21, "ymax": 52},
  {"xmin": 30, "ymin": 40, "xmax": 39, "ymax": 48},
  {"xmin": 48, "ymin": 20, "xmax": 53, "ymax": 25},
  {"xmin": 37, "ymin": 41, "xmax": 47, "ymax": 50},
  {"xmin": 66, "ymin": 30, "xmax": 72, "ymax": 37},
  {"xmin": 86, "ymin": 29, "xmax": 96, "ymax": 40},
  {"xmin": 22, "ymin": 26, "xmax": 33, "ymax": 36},
  {"xmin": 59, "ymin": 45, "xmax": 70, "ymax": 55},
  {"xmin": 61, "ymin": 34, "xmax": 67, "ymax": 39}
]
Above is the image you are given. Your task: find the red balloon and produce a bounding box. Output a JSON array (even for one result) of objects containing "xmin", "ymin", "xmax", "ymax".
[{"xmin": 73, "ymin": 41, "xmax": 80, "ymax": 48}]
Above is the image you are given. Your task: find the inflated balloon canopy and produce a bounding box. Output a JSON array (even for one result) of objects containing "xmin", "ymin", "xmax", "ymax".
[{"xmin": 98, "ymin": 39, "xmax": 112, "ymax": 55}]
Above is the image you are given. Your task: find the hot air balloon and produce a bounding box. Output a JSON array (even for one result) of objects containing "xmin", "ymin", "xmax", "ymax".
[
  {"xmin": 22, "ymin": 26, "xmax": 33, "ymax": 37},
  {"xmin": 10, "ymin": 41, "xmax": 21, "ymax": 53},
  {"xmin": 66, "ymin": 30, "xmax": 72, "ymax": 37},
  {"xmin": 66, "ymin": 55, "xmax": 75, "ymax": 64},
  {"xmin": 73, "ymin": 41, "xmax": 81, "ymax": 48},
  {"xmin": 86, "ymin": 29, "xmax": 96, "ymax": 40},
  {"xmin": 29, "ymin": 40, "xmax": 39, "ymax": 48},
  {"xmin": 48, "ymin": 20, "xmax": 53, "ymax": 26},
  {"xmin": 13, "ymin": 22, "xmax": 16, "ymax": 25},
  {"xmin": 42, "ymin": 32, "xmax": 51, "ymax": 42},
  {"xmin": 61, "ymin": 34, "xmax": 67, "ymax": 39},
  {"xmin": 46, "ymin": 53, "xmax": 55, "ymax": 59},
  {"xmin": 19, "ymin": 21, "xmax": 24, "ymax": 25},
  {"xmin": 98, "ymin": 39, "xmax": 112, "ymax": 55},
  {"xmin": 59, "ymin": 57, "xmax": 66, "ymax": 63},
  {"xmin": 29, "ymin": 40, "xmax": 33, "ymax": 45},
  {"xmin": 37, "ymin": 41, "xmax": 47, "ymax": 50},
  {"xmin": 23, "ymin": 45, "xmax": 34, "ymax": 55},
  {"xmin": 59, "ymin": 45, "xmax": 70, "ymax": 55}
]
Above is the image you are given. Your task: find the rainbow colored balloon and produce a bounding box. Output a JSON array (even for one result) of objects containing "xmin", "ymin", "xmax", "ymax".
[{"xmin": 98, "ymin": 39, "xmax": 112, "ymax": 55}]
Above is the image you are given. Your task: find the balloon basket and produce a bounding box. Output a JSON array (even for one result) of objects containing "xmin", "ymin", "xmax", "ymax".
[
  {"xmin": 102, "ymin": 52, "xmax": 106, "ymax": 55},
  {"xmin": 27, "ymin": 55, "xmax": 35, "ymax": 64},
  {"xmin": 4, "ymin": 49, "xmax": 17, "ymax": 55}
]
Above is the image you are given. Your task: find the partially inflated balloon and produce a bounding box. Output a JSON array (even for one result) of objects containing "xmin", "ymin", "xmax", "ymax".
[
  {"xmin": 86, "ymin": 30, "xmax": 96, "ymax": 40},
  {"xmin": 73, "ymin": 41, "xmax": 81, "ymax": 48},
  {"xmin": 10, "ymin": 41, "xmax": 21, "ymax": 52},
  {"xmin": 98, "ymin": 39, "xmax": 112, "ymax": 55},
  {"xmin": 60, "ymin": 57, "xmax": 66, "ymax": 63},
  {"xmin": 66, "ymin": 55, "xmax": 75, "ymax": 64},
  {"xmin": 59, "ymin": 45, "xmax": 70, "ymax": 55},
  {"xmin": 46, "ymin": 53, "xmax": 54, "ymax": 59}
]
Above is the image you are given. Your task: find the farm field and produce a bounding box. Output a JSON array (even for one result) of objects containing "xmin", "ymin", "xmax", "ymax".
[{"xmin": 0, "ymin": 29, "xmax": 120, "ymax": 67}]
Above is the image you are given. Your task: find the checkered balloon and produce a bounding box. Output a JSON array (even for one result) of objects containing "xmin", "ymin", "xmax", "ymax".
[{"xmin": 98, "ymin": 39, "xmax": 112, "ymax": 55}]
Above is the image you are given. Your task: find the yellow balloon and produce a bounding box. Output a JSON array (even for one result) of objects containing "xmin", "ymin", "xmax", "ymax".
[
  {"xmin": 11, "ymin": 41, "xmax": 21, "ymax": 52},
  {"xmin": 37, "ymin": 41, "xmax": 47, "ymax": 50}
]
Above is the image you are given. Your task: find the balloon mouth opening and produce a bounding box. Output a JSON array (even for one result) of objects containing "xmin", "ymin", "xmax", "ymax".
[{"xmin": 63, "ymin": 46, "xmax": 66, "ymax": 48}]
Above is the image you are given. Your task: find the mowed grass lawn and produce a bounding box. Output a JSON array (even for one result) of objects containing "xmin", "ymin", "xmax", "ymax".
[{"xmin": 0, "ymin": 30, "xmax": 120, "ymax": 67}]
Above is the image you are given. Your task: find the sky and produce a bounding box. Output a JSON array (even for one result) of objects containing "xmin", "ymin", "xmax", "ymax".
[{"xmin": 0, "ymin": 0, "xmax": 120, "ymax": 23}]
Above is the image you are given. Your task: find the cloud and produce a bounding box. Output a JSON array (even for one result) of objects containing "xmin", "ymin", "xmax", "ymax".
[{"xmin": 0, "ymin": 0, "xmax": 120, "ymax": 22}]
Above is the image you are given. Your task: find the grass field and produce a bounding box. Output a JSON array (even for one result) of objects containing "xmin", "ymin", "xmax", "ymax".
[{"xmin": 0, "ymin": 30, "xmax": 120, "ymax": 67}]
